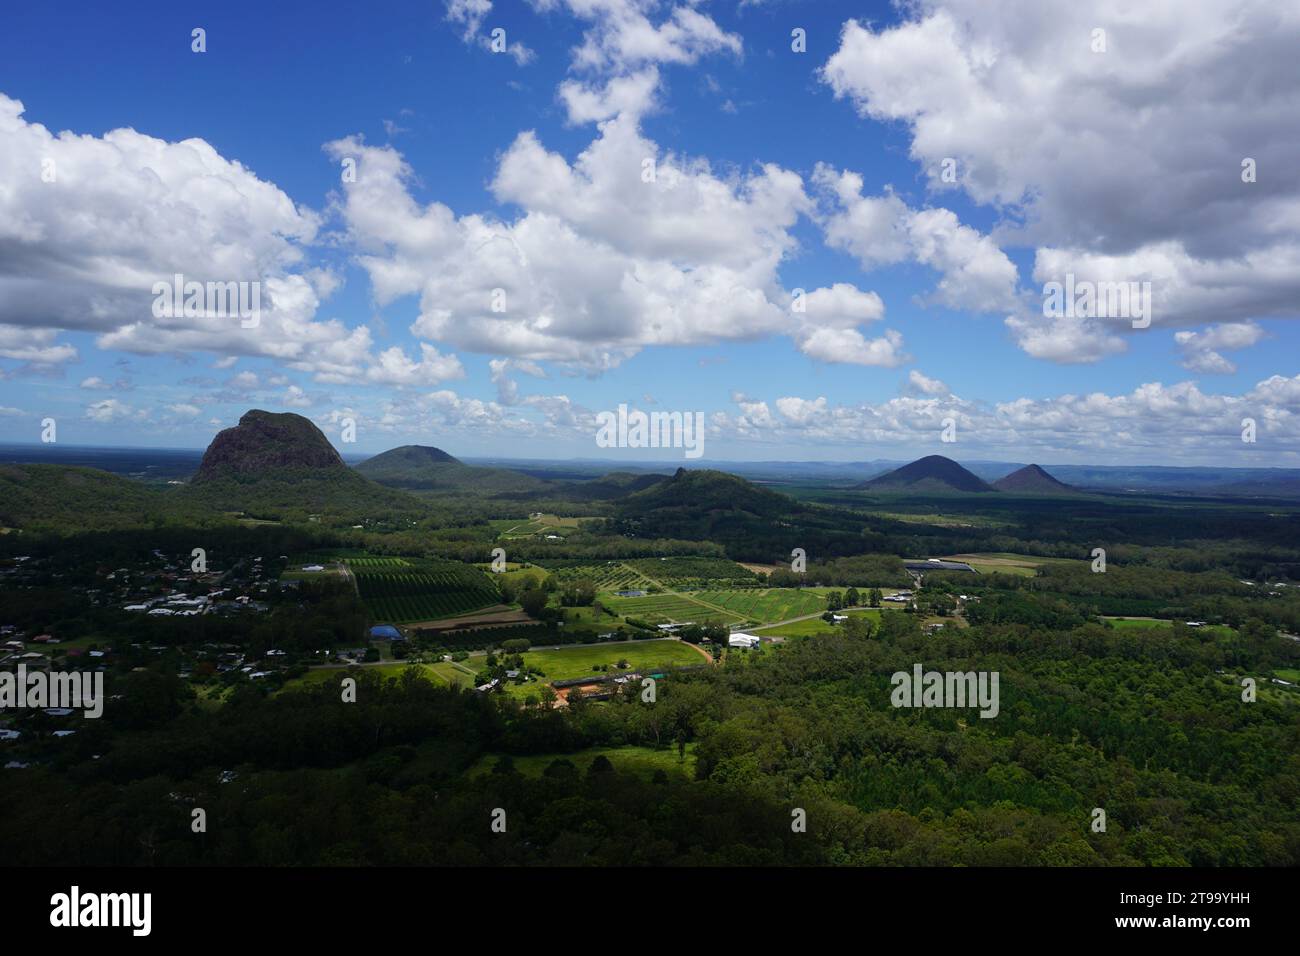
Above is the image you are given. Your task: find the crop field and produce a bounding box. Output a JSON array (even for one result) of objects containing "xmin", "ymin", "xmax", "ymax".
[
  {"xmin": 341, "ymin": 556, "xmax": 413, "ymax": 569},
  {"xmin": 282, "ymin": 553, "xmax": 410, "ymax": 581},
  {"xmin": 292, "ymin": 551, "xmax": 410, "ymax": 568},
  {"xmin": 626, "ymin": 556, "xmax": 757, "ymax": 588},
  {"xmin": 351, "ymin": 559, "xmax": 501, "ymax": 623},
  {"xmin": 598, "ymin": 591, "xmax": 743, "ymax": 624},
  {"xmin": 547, "ymin": 562, "xmax": 650, "ymax": 591},
  {"xmin": 693, "ymin": 588, "xmax": 826, "ymax": 623}
]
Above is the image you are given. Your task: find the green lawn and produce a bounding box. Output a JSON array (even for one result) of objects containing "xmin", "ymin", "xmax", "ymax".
[
  {"xmin": 598, "ymin": 586, "xmax": 836, "ymax": 626},
  {"xmin": 1106, "ymin": 617, "xmax": 1170, "ymax": 629},
  {"xmin": 512, "ymin": 639, "xmax": 706, "ymax": 685},
  {"xmin": 495, "ymin": 565, "xmax": 548, "ymax": 590},
  {"xmin": 560, "ymin": 604, "xmax": 622, "ymax": 627},
  {"xmin": 1105, "ymin": 617, "xmax": 1236, "ymax": 637},
  {"xmin": 754, "ymin": 607, "xmax": 883, "ymax": 638}
]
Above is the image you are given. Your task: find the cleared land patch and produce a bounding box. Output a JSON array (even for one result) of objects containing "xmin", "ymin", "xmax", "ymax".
[
  {"xmin": 755, "ymin": 607, "xmax": 884, "ymax": 638},
  {"xmin": 285, "ymin": 661, "xmax": 475, "ymax": 692},
  {"xmin": 692, "ymin": 588, "xmax": 826, "ymax": 624},
  {"xmin": 508, "ymin": 639, "xmax": 706, "ymax": 685},
  {"xmin": 943, "ymin": 552, "xmax": 1082, "ymax": 576}
]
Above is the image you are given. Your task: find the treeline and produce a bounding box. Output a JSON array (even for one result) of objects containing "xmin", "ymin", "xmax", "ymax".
[
  {"xmin": 766, "ymin": 554, "xmax": 911, "ymax": 588},
  {"xmin": 974, "ymin": 564, "xmax": 1300, "ymax": 631}
]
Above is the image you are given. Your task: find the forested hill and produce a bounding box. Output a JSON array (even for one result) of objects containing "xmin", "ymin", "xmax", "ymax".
[
  {"xmin": 355, "ymin": 444, "xmax": 549, "ymax": 494},
  {"xmin": 610, "ymin": 468, "xmax": 883, "ymax": 562},
  {"xmin": 2, "ymin": 612, "xmax": 1295, "ymax": 866},
  {"xmin": 860, "ymin": 455, "xmax": 995, "ymax": 493},
  {"xmin": 0, "ymin": 463, "xmax": 197, "ymax": 532},
  {"xmin": 182, "ymin": 410, "xmax": 424, "ymax": 520},
  {"xmin": 194, "ymin": 409, "xmax": 346, "ymax": 481}
]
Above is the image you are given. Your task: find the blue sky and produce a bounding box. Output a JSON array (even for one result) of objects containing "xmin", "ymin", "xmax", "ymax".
[{"xmin": 0, "ymin": 0, "xmax": 1297, "ymax": 465}]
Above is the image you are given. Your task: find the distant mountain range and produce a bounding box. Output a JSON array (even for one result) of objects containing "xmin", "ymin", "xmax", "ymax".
[
  {"xmin": 3, "ymin": 413, "xmax": 1300, "ymax": 504},
  {"xmin": 473, "ymin": 457, "xmax": 1300, "ymax": 498}
]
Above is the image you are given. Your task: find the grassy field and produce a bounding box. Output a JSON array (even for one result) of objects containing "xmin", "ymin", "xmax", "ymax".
[
  {"xmin": 284, "ymin": 660, "xmax": 476, "ymax": 691},
  {"xmin": 754, "ymin": 607, "xmax": 884, "ymax": 638},
  {"xmin": 468, "ymin": 744, "xmax": 697, "ymax": 780},
  {"xmin": 598, "ymin": 586, "xmax": 836, "ymax": 626},
  {"xmin": 943, "ymin": 552, "xmax": 1082, "ymax": 576},
  {"xmin": 1105, "ymin": 617, "xmax": 1236, "ymax": 637},
  {"xmin": 693, "ymin": 588, "xmax": 826, "ymax": 623},
  {"xmin": 491, "ymin": 514, "xmax": 591, "ymax": 540},
  {"xmin": 1105, "ymin": 617, "xmax": 1170, "ymax": 629},
  {"xmin": 511, "ymin": 639, "xmax": 707, "ymax": 685},
  {"xmin": 1273, "ymin": 668, "xmax": 1300, "ymax": 683},
  {"xmin": 560, "ymin": 604, "xmax": 623, "ymax": 628},
  {"xmin": 874, "ymin": 512, "xmax": 1012, "ymax": 529}
]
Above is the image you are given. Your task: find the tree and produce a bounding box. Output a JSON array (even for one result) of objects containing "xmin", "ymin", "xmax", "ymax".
[
  {"xmin": 845, "ymin": 587, "xmax": 860, "ymax": 607},
  {"xmin": 560, "ymin": 577, "xmax": 597, "ymax": 607},
  {"xmin": 519, "ymin": 588, "xmax": 549, "ymax": 619},
  {"xmin": 869, "ymin": 588, "xmax": 883, "ymax": 608}
]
